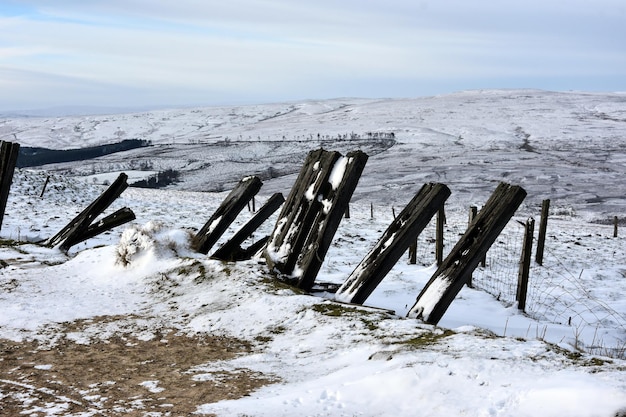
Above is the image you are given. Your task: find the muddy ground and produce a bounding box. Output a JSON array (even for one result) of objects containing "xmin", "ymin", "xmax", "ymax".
[{"xmin": 0, "ymin": 315, "xmax": 276, "ymax": 416}]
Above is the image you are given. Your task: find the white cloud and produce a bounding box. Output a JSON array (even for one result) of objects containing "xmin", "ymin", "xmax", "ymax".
[{"xmin": 1, "ymin": 0, "xmax": 625, "ymax": 109}]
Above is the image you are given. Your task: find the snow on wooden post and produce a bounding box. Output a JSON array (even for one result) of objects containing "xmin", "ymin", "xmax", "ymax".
[
  {"xmin": 335, "ymin": 183, "xmax": 451, "ymax": 305},
  {"xmin": 517, "ymin": 217, "xmax": 535, "ymax": 311},
  {"xmin": 407, "ymin": 182, "xmax": 527, "ymax": 325},
  {"xmin": 0, "ymin": 141, "xmax": 20, "ymax": 231},
  {"xmin": 191, "ymin": 176, "xmax": 263, "ymax": 255},
  {"xmin": 263, "ymin": 149, "xmax": 368, "ymax": 291},
  {"xmin": 46, "ymin": 173, "xmax": 134, "ymax": 251},
  {"xmin": 212, "ymin": 192, "xmax": 285, "ymax": 261}
]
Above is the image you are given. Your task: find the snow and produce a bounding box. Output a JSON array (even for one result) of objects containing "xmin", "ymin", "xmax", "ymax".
[{"xmin": 1, "ymin": 90, "xmax": 625, "ymax": 416}]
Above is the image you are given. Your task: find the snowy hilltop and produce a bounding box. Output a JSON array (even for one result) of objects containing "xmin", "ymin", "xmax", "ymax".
[{"xmin": 0, "ymin": 90, "xmax": 625, "ymax": 416}]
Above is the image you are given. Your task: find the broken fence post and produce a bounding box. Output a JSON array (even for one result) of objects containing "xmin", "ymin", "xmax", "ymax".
[
  {"xmin": 212, "ymin": 192, "xmax": 285, "ymax": 261},
  {"xmin": 0, "ymin": 141, "xmax": 20, "ymax": 231},
  {"xmin": 407, "ymin": 182, "xmax": 527, "ymax": 325},
  {"xmin": 46, "ymin": 173, "xmax": 134, "ymax": 251},
  {"xmin": 517, "ymin": 217, "xmax": 534, "ymax": 311},
  {"xmin": 264, "ymin": 149, "xmax": 368, "ymax": 291},
  {"xmin": 335, "ymin": 183, "xmax": 450, "ymax": 305},
  {"xmin": 191, "ymin": 176, "xmax": 263, "ymax": 255}
]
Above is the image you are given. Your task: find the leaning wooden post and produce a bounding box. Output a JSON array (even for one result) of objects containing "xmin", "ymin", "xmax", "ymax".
[
  {"xmin": 435, "ymin": 207, "xmax": 445, "ymax": 266},
  {"xmin": 191, "ymin": 176, "xmax": 263, "ymax": 255},
  {"xmin": 535, "ymin": 199, "xmax": 550, "ymax": 265},
  {"xmin": 47, "ymin": 173, "xmax": 131, "ymax": 250},
  {"xmin": 0, "ymin": 141, "xmax": 20, "ymax": 231},
  {"xmin": 40, "ymin": 175, "xmax": 50, "ymax": 198},
  {"xmin": 212, "ymin": 193, "xmax": 285, "ymax": 261},
  {"xmin": 407, "ymin": 183, "xmax": 526, "ymax": 325},
  {"xmin": 264, "ymin": 149, "xmax": 368, "ymax": 291},
  {"xmin": 517, "ymin": 217, "xmax": 535, "ymax": 311},
  {"xmin": 336, "ymin": 183, "xmax": 450, "ymax": 305},
  {"xmin": 614, "ymin": 216, "xmax": 619, "ymax": 238}
]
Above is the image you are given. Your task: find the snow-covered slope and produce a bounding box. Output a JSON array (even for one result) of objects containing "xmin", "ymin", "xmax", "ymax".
[
  {"xmin": 1, "ymin": 90, "xmax": 625, "ymax": 416},
  {"xmin": 2, "ymin": 89, "xmax": 625, "ymax": 219}
]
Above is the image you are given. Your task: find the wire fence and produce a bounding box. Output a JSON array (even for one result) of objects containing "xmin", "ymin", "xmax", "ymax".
[{"xmin": 408, "ymin": 208, "xmax": 626, "ymax": 357}]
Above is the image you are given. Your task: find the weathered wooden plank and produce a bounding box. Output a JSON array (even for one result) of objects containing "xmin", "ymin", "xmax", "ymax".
[
  {"xmin": 47, "ymin": 173, "xmax": 129, "ymax": 249},
  {"xmin": 264, "ymin": 149, "xmax": 341, "ymax": 272},
  {"xmin": 60, "ymin": 207, "xmax": 136, "ymax": 251},
  {"xmin": 294, "ymin": 150, "xmax": 368, "ymax": 291},
  {"xmin": 212, "ymin": 192, "xmax": 284, "ymax": 261},
  {"xmin": 263, "ymin": 149, "xmax": 368, "ymax": 291},
  {"xmin": 0, "ymin": 141, "xmax": 20, "ymax": 231},
  {"xmin": 335, "ymin": 183, "xmax": 450, "ymax": 305},
  {"xmin": 191, "ymin": 176, "xmax": 263, "ymax": 254},
  {"xmin": 407, "ymin": 182, "xmax": 527, "ymax": 325}
]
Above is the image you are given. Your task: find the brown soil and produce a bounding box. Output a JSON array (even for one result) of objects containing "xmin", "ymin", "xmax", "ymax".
[{"xmin": 0, "ymin": 315, "xmax": 276, "ymax": 416}]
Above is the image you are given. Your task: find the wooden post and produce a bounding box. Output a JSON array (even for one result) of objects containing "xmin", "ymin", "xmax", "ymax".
[
  {"xmin": 467, "ymin": 205, "xmax": 478, "ymax": 288},
  {"xmin": 40, "ymin": 175, "xmax": 51, "ymax": 198},
  {"xmin": 264, "ymin": 149, "xmax": 368, "ymax": 291},
  {"xmin": 517, "ymin": 217, "xmax": 534, "ymax": 311},
  {"xmin": 370, "ymin": 202, "xmax": 374, "ymax": 219},
  {"xmin": 47, "ymin": 173, "xmax": 131, "ymax": 250},
  {"xmin": 61, "ymin": 207, "xmax": 136, "ymax": 250},
  {"xmin": 345, "ymin": 203, "xmax": 350, "ymax": 219},
  {"xmin": 407, "ymin": 183, "xmax": 527, "ymax": 325},
  {"xmin": 191, "ymin": 176, "xmax": 263, "ymax": 254},
  {"xmin": 535, "ymin": 199, "xmax": 550, "ymax": 265},
  {"xmin": 614, "ymin": 216, "xmax": 619, "ymax": 238},
  {"xmin": 212, "ymin": 193, "xmax": 285, "ymax": 261},
  {"xmin": 435, "ymin": 207, "xmax": 445, "ymax": 266},
  {"xmin": 335, "ymin": 183, "xmax": 450, "ymax": 305},
  {"xmin": 0, "ymin": 141, "xmax": 20, "ymax": 231},
  {"xmin": 409, "ymin": 240, "xmax": 417, "ymax": 265}
]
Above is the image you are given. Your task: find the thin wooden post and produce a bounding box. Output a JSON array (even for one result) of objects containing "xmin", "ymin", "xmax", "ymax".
[
  {"xmin": 517, "ymin": 217, "xmax": 535, "ymax": 311},
  {"xmin": 336, "ymin": 183, "xmax": 451, "ymax": 305},
  {"xmin": 409, "ymin": 240, "xmax": 417, "ymax": 264},
  {"xmin": 392, "ymin": 206, "xmax": 396, "ymax": 219},
  {"xmin": 614, "ymin": 216, "xmax": 619, "ymax": 238},
  {"xmin": 407, "ymin": 183, "xmax": 527, "ymax": 325},
  {"xmin": 40, "ymin": 175, "xmax": 51, "ymax": 198},
  {"xmin": 345, "ymin": 203, "xmax": 350, "ymax": 219},
  {"xmin": 435, "ymin": 207, "xmax": 445, "ymax": 266},
  {"xmin": 535, "ymin": 199, "xmax": 550, "ymax": 265},
  {"xmin": 467, "ymin": 205, "xmax": 478, "ymax": 288},
  {"xmin": 370, "ymin": 202, "xmax": 374, "ymax": 219},
  {"xmin": 0, "ymin": 141, "xmax": 20, "ymax": 231}
]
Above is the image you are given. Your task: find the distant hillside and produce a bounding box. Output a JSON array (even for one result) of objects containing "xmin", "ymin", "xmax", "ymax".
[{"xmin": 16, "ymin": 139, "xmax": 151, "ymax": 168}]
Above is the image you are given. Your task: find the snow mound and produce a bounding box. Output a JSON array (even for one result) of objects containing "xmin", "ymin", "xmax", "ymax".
[{"xmin": 116, "ymin": 221, "xmax": 193, "ymax": 267}]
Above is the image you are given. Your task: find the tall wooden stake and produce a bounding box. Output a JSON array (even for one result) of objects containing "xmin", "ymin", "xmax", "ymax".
[
  {"xmin": 535, "ymin": 199, "xmax": 550, "ymax": 265},
  {"xmin": 435, "ymin": 207, "xmax": 445, "ymax": 266},
  {"xmin": 517, "ymin": 217, "xmax": 535, "ymax": 311}
]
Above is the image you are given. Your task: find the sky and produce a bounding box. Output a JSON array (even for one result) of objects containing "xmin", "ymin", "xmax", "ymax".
[{"xmin": 1, "ymin": 0, "xmax": 625, "ymax": 112}]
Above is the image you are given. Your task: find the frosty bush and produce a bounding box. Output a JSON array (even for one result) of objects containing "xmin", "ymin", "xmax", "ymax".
[{"xmin": 116, "ymin": 221, "xmax": 193, "ymax": 266}]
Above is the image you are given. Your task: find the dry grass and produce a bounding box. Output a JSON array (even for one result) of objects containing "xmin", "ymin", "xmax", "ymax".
[{"xmin": 0, "ymin": 315, "xmax": 276, "ymax": 416}]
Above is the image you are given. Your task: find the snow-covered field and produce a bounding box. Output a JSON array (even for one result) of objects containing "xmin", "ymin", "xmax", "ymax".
[{"xmin": 1, "ymin": 90, "xmax": 625, "ymax": 416}]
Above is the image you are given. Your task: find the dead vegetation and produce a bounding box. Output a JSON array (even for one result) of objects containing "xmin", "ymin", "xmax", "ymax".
[{"xmin": 0, "ymin": 315, "xmax": 277, "ymax": 416}]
